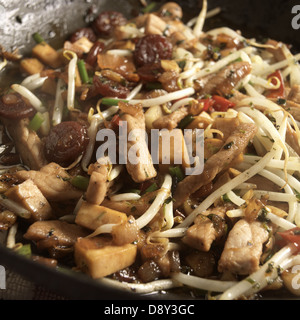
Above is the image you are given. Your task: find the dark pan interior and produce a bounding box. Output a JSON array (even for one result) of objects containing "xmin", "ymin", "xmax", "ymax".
[
  {"xmin": 0, "ymin": 0, "xmax": 299, "ymax": 300},
  {"xmin": 1, "ymin": 0, "xmax": 300, "ymax": 85},
  {"xmin": 1, "ymin": 0, "xmax": 299, "ymax": 53}
]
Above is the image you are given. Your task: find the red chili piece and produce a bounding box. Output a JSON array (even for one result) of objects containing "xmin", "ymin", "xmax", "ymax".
[
  {"xmin": 198, "ymin": 97, "xmax": 215, "ymax": 112},
  {"xmin": 211, "ymin": 95, "xmax": 235, "ymax": 111},
  {"xmin": 266, "ymin": 70, "xmax": 285, "ymax": 99},
  {"xmin": 110, "ymin": 114, "xmax": 121, "ymax": 131},
  {"xmin": 277, "ymin": 227, "xmax": 300, "ymax": 253},
  {"xmin": 198, "ymin": 95, "xmax": 235, "ymax": 113}
]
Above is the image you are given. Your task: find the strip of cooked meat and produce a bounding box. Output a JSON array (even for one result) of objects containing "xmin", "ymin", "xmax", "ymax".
[
  {"xmin": 182, "ymin": 206, "xmax": 226, "ymax": 251},
  {"xmin": 119, "ymin": 102, "xmax": 157, "ymax": 183},
  {"xmin": 286, "ymin": 123, "xmax": 300, "ymax": 156},
  {"xmin": 101, "ymin": 190, "xmax": 158, "ymax": 215},
  {"xmin": 287, "ymin": 84, "xmax": 300, "ymax": 103},
  {"xmin": 15, "ymin": 162, "xmax": 83, "ymax": 201},
  {"xmin": 218, "ymin": 219, "xmax": 269, "ymax": 275},
  {"xmin": 24, "ymin": 220, "xmax": 89, "ymax": 248},
  {"xmin": 0, "ymin": 210, "xmax": 16, "ymax": 230},
  {"xmin": 4, "ymin": 118, "xmax": 47, "ymax": 170},
  {"xmin": 173, "ymin": 122, "xmax": 257, "ymax": 208},
  {"xmin": 152, "ymin": 105, "xmax": 188, "ymax": 130},
  {"xmin": 284, "ymin": 100, "xmax": 300, "ymax": 122},
  {"xmin": 97, "ymin": 53, "xmax": 138, "ymax": 82},
  {"xmin": 5, "ymin": 179, "xmax": 54, "ymax": 221},
  {"xmin": 265, "ymin": 39, "xmax": 287, "ymax": 62},
  {"xmin": 212, "ymin": 116, "xmax": 241, "ymax": 141},
  {"xmin": 246, "ymin": 175, "xmax": 288, "ymax": 212},
  {"xmin": 85, "ymin": 161, "xmax": 109, "ymax": 205},
  {"xmin": 195, "ymin": 61, "xmax": 251, "ymax": 96},
  {"xmin": 152, "ymin": 99, "xmax": 204, "ymax": 130},
  {"xmin": 228, "ymin": 89, "xmax": 248, "ymax": 105}
]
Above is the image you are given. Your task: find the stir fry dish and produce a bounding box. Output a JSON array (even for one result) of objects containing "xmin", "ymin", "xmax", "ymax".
[{"xmin": 1, "ymin": 0, "xmax": 300, "ymax": 300}]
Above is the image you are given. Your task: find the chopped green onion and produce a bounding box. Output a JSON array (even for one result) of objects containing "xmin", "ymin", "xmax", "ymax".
[
  {"xmin": 276, "ymin": 98, "xmax": 286, "ymax": 105},
  {"xmin": 32, "ymin": 32, "xmax": 45, "ymax": 44},
  {"xmin": 178, "ymin": 114, "xmax": 194, "ymax": 129},
  {"xmin": 164, "ymin": 196, "xmax": 173, "ymax": 204},
  {"xmin": 77, "ymin": 59, "xmax": 89, "ymax": 84},
  {"xmin": 169, "ymin": 166, "xmax": 184, "ymax": 181},
  {"xmin": 145, "ymin": 82, "xmax": 163, "ymax": 90},
  {"xmin": 101, "ymin": 98, "xmax": 129, "ymax": 106},
  {"xmin": 28, "ymin": 112, "xmax": 45, "ymax": 131},
  {"xmin": 176, "ymin": 39, "xmax": 185, "ymax": 46},
  {"xmin": 126, "ymin": 188, "xmax": 141, "ymax": 195},
  {"xmin": 15, "ymin": 244, "xmax": 32, "ymax": 257},
  {"xmin": 177, "ymin": 60, "xmax": 186, "ymax": 70},
  {"xmin": 144, "ymin": 182, "xmax": 158, "ymax": 193},
  {"xmin": 142, "ymin": 2, "xmax": 157, "ymax": 13},
  {"xmin": 294, "ymin": 189, "xmax": 300, "ymax": 201},
  {"xmin": 233, "ymin": 57, "xmax": 243, "ymax": 63},
  {"xmin": 221, "ymin": 194, "xmax": 232, "ymax": 203},
  {"xmin": 70, "ymin": 175, "xmax": 90, "ymax": 191}
]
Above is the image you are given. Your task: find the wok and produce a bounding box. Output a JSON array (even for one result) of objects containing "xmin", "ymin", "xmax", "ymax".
[{"xmin": 0, "ymin": 0, "xmax": 299, "ymax": 300}]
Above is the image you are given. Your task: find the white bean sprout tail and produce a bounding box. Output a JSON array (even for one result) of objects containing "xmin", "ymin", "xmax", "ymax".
[
  {"xmin": 21, "ymin": 73, "xmax": 48, "ymax": 91},
  {"xmin": 179, "ymin": 107, "xmax": 283, "ymax": 228},
  {"xmin": 219, "ymin": 245, "xmax": 297, "ymax": 300},
  {"xmin": 6, "ymin": 223, "xmax": 18, "ymax": 249},
  {"xmin": 0, "ymin": 58, "xmax": 7, "ymax": 71},
  {"xmin": 172, "ymin": 272, "xmax": 237, "ymax": 293},
  {"xmin": 136, "ymin": 174, "xmax": 172, "ymax": 229},
  {"xmin": 81, "ymin": 84, "xmax": 142, "ymax": 172},
  {"xmin": 193, "ymin": 47, "xmax": 252, "ymax": 80},
  {"xmin": 86, "ymin": 223, "xmax": 116, "ymax": 238},
  {"xmin": 193, "ymin": 0, "xmax": 207, "ymax": 38},
  {"xmin": 64, "ymin": 50, "xmax": 77, "ymax": 111},
  {"xmin": 52, "ymin": 78, "xmax": 65, "ymax": 126},
  {"xmin": 129, "ymin": 87, "xmax": 195, "ymax": 107},
  {"xmin": 99, "ymin": 277, "xmax": 182, "ymax": 294},
  {"xmin": 81, "ymin": 117, "xmax": 100, "ymax": 172},
  {"xmin": 11, "ymin": 84, "xmax": 46, "ymax": 113},
  {"xmin": 179, "ymin": 148, "xmax": 277, "ymax": 229}
]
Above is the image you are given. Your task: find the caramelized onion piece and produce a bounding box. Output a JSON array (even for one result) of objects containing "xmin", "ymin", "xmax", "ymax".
[{"xmin": 93, "ymin": 75, "xmax": 130, "ymax": 98}]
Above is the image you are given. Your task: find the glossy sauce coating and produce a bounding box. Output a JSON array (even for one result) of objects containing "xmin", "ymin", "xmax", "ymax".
[
  {"xmin": 44, "ymin": 121, "xmax": 89, "ymax": 167},
  {"xmin": 0, "ymin": 93, "xmax": 36, "ymax": 120}
]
